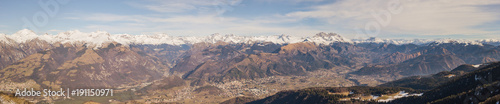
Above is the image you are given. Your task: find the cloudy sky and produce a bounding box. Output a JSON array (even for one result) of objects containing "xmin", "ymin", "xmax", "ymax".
[{"xmin": 0, "ymin": 0, "xmax": 499, "ymax": 39}]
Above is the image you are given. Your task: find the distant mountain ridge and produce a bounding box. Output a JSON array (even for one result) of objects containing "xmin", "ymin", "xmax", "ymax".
[
  {"xmin": 0, "ymin": 29, "xmax": 350, "ymax": 47},
  {"xmin": 1, "ymin": 29, "xmax": 500, "ymax": 47}
]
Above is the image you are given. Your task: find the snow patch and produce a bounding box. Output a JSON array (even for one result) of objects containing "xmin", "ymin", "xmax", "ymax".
[
  {"xmin": 473, "ymin": 64, "xmax": 481, "ymax": 68},
  {"xmin": 376, "ymin": 91, "xmax": 423, "ymax": 102}
]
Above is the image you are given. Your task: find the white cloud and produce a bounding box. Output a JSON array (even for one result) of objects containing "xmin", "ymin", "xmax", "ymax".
[
  {"xmin": 283, "ymin": 0, "xmax": 500, "ymax": 37},
  {"xmin": 257, "ymin": 0, "xmax": 324, "ymax": 4},
  {"xmin": 127, "ymin": 0, "xmax": 209, "ymax": 13},
  {"xmin": 70, "ymin": 13, "xmax": 321, "ymax": 36},
  {"xmin": 128, "ymin": 0, "xmax": 242, "ymax": 14},
  {"xmin": 77, "ymin": 13, "xmax": 147, "ymax": 22},
  {"xmin": 64, "ymin": 0, "xmax": 500, "ymax": 39},
  {"xmin": 69, "ymin": 13, "xmax": 236, "ymax": 25},
  {"xmin": 69, "ymin": 0, "xmax": 324, "ymax": 36},
  {"xmin": 48, "ymin": 29, "xmax": 63, "ymax": 32}
]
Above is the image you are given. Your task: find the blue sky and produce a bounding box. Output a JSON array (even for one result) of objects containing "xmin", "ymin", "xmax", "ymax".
[{"xmin": 0, "ymin": 0, "xmax": 499, "ymax": 39}]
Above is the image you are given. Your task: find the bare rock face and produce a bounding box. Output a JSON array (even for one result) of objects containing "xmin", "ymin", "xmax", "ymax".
[
  {"xmin": 182, "ymin": 42, "xmax": 355, "ymax": 82},
  {"xmin": 170, "ymin": 42, "xmax": 239, "ymax": 74},
  {"xmin": 376, "ymin": 52, "xmax": 422, "ymax": 64},
  {"xmin": 0, "ymin": 39, "xmax": 56, "ymax": 69},
  {"xmin": 0, "ymin": 43, "xmax": 169, "ymax": 89}
]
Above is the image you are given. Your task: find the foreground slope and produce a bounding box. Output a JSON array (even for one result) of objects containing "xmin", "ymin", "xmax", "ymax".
[
  {"xmin": 226, "ymin": 62, "xmax": 500, "ymax": 104},
  {"xmin": 390, "ymin": 62, "xmax": 500, "ymax": 104},
  {"xmin": 247, "ymin": 86, "xmax": 417, "ymax": 104},
  {"xmin": 378, "ymin": 64, "xmax": 480, "ymax": 90}
]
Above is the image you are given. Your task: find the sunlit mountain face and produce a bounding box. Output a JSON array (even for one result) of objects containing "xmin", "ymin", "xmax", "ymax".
[{"xmin": 1, "ymin": 0, "xmax": 500, "ymax": 104}]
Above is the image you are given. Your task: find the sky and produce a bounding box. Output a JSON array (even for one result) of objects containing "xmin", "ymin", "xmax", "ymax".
[{"xmin": 0, "ymin": 0, "xmax": 499, "ymax": 39}]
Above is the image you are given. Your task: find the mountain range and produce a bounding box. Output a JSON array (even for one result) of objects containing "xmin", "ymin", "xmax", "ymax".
[
  {"xmin": 2, "ymin": 29, "xmax": 500, "ymax": 47},
  {"xmin": 2, "ymin": 29, "xmax": 500, "ymax": 103}
]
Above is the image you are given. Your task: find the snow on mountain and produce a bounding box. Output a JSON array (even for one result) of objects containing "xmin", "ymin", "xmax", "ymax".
[
  {"xmin": 0, "ymin": 29, "xmax": 498, "ymax": 47},
  {"xmin": 478, "ymin": 39, "xmax": 500, "ymax": 43},
  {"xmin": 50, "ymin": 30, "xmax": 115, "ymax": 47},
  {"xmin": 0, "ymin": 33, "xmax": 6, "ymax": 41},
  {"xmin": 306, "ymin": 32, "xmax": 352, "ymax": 44},
  {"xmin": 0, "ymin": 33, "xmax": 11, "ymax": 44},
  {"xmin": 6, "ymin": 29, "xmax": 39, "ymax": 43},
  {"xmin": 253, "ymin": 34, "xmax": 304, "ymax": 44},
  {"xmin": 477, "ymin": 39, "xmax": 500, "ymax": 46},
  {"xmin": 429, "ymin": 38, "xmax": 484, "ymax": 46},
  {"xmin": 353, "ymin": 37, "xmax": 430, "ymax": 45},
  {"xmin": 0, "ymin": 29, "xmax": 354, "ymax": 47},
  {"xmin": 122, "ymin": 33, "xmax": 190, "ymax": 45},
  {"xmin": 352, "ymin": 37, "xmax": 492, "ymax": 46}
]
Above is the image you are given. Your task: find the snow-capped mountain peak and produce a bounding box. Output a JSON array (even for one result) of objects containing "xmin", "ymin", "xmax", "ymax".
[
  {"xmin": 8, "ymin": 29, "xmax": 39, "ymax": 43},
  {"xmin": 51, "ymin": 30, "xmax": 114, "ymax": 47},
  {"xmin": 427, "ymin": 39, "xmax": 484, "ymax": 46},
  {"xmin": 0, "ymin": 33, "xmax": 8, "ymax": 43},
  {"xmin": 1, "ymin": 30, "xmax": 353, "ymax": 46},
  {"xmin": 313, "ymin": 32, "xmax": 338, "ymax": 38},
  {"xmin": 1, "ymin": 29, "xmax": 499, "ymax": 47},
  {"xmin": 13, "ymin": 29, "xmax": 37, "ymax": 36},
  {"xmin": 307, "ymin": 32, "xmax": 352, "ymax": 44}
]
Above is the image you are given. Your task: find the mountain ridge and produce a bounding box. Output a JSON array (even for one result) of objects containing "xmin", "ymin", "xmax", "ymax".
[{"xmin": 2, "ymin": 29, "xmax": 500, "ymax": 48}]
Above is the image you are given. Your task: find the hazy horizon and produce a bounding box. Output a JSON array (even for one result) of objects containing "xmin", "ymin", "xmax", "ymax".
[
  {"xmin": 1, "ymin": 0, "xmax": 499, "ymax": 39},
  {"xmin": 2, "ymin": 29, "xmax": 499, "ymax": 41}
]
